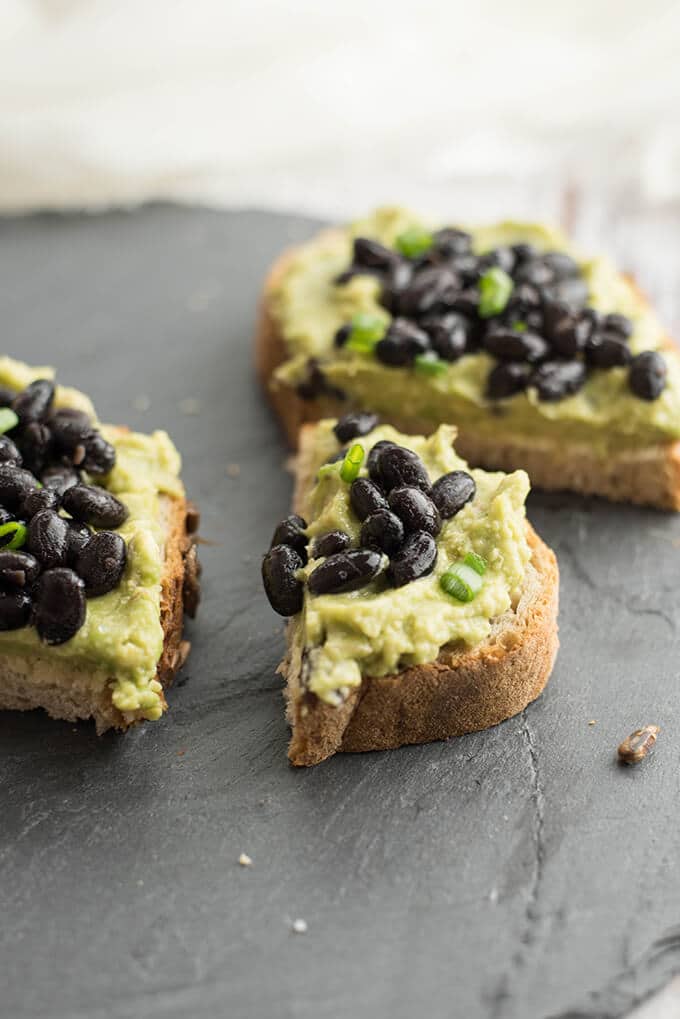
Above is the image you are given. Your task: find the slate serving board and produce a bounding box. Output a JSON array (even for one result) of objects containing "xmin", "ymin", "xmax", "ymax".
[{"xmin": 1, "ymin": 205, "xmax": 680, "ymax": 1019}]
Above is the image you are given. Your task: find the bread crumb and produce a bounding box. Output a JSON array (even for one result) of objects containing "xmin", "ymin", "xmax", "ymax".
[
  {"xmin": 239, "ymin": 853, "xmax": 253, "ymax": 867},
  {"xmin": 291, "ymin": 918, "xmax": 308, "ymax": 934},
  {"xmin": 489, "ymin": 887, "xmax": 498, "ymax": 904},
  {"xmin": 226, "ymin": 463, "xmax": 241, "ymax": 478},
  {"xmin": 179, "ymin": 397, "xmax": 202, "ymax": 416},
  {"xmin": 133, "ymin": 394, "xmax": 151, "ymax": 412},
  {"xmin": 588, "ymin": 720, "xmax": 597, "ymax": 726}
]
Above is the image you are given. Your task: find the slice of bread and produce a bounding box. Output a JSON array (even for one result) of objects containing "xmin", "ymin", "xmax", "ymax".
[
  {"xmin": 0, "ymin": 450, "xmax": 200, "ymax": 735},
  {"xmin": 281, "ymin": 423, "xmax": 559, "ymax": 767},
  {"xmin": 256, "ymin": 241, "xmax": 680, "ymax": 510}
]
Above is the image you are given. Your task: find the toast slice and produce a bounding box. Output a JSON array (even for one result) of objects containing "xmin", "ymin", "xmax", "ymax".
[
  {"xmin": 256, "ymin": 213, "xmax": 680, "ymax": 510},
  {"xmin": 267, "ymin": 419, "xmax": 559, "ymax": 766},
  {"xmin": 0, "ymin": 360, "xmax": 200, "ymax": 733}
]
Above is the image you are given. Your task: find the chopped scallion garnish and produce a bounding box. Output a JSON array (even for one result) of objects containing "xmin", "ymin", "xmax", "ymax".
[
  {"xmin": 395, "ymin": 226, "xmax": 434, "ymax": 259},
  {"xmin": 0, "ymin": 521, "xmax": 27, "ymax": 550},
  {"xmin": 463, "ymin": 552, "xmax": 487, "ymax": 576},
  {"xmin": 345, "ymin": 313, "xmax": 387, "ymax": 354},
  {"xmin": 478, "ymin": 267, "xmax": 513, "ymax": 318},
  {"xmin": 0, "ymin": 408, "xmax": 18, "ymax": 435},
  {"xmin": 339, "ymin": 443, "xmax": 365, "ymax": 484},
  {"xmin": 440, "ymin": 560, "xmax": 485, "ymax": 602},
  {"xmin": 414, "ymin": 353, "xmax": 448, "ymax": 378},
  {"xmin": 512, "ymin": 320, "xmax": 527, "ymax": 333}
]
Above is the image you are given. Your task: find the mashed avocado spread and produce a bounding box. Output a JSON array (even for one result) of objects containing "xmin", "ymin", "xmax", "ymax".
[
  {"xmin": 293, "ymin": 421, "xmax": 531, "ymax": 705},
  {"xmin": 0, "ymin": 357, "xmax": 184, "ymax": 723},
  {"xmin": 271, "ymin": 208, "xmax": 680, "ymax": 451}
]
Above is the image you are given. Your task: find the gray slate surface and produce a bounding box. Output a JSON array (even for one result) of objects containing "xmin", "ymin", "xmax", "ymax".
[{"xmin": 1, "ymin": 205, "xmax": 680, "ymax": 1019}]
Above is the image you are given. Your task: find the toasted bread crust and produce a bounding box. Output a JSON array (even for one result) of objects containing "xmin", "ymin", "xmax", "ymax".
[
  {"xmin": 0, "ymin": 494, "xmax": 199, "ymax": 733},
  {"xmin": 256, "ymin": 241, "xmax": 680, "ymax": 510},
  {"xmin": 283, "ymin": 423, "xmax": 559, "ymax": 766}
]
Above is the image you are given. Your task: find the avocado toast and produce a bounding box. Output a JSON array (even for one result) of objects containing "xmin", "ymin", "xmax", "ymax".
[
  {"xmin": 262, "ymin": 415, "xmax": 558, "ymax": 766},
  {"xmin": 0, "ymin": 357, "xmax": 199, "ymax": 732},
  {"xmin": 257, "ymin": 208, "xmax": 680, "ymax": 509}
]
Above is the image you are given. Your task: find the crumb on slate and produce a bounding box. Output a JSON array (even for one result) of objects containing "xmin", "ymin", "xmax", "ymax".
[
  {"xmin": 291, "ymin": 918, "xmax": 308, "ymax": 934},
  {"xmin": 239, "ymin": 853, "xmax": 253, "ymax": 867},
  {"xmin": 179, "ymin": 397, "xmax": 202, "ymax": 416},
  {"xmin": 588, "ymin": 719, "xmax": 597, "ymax": 726},
  {"xmin": 133, "ymin": 394, "xmax": 151, "ymax": 412},
  {"xmin": 226, "ymin": 463, "xmax": 241, "ymax": 478}
]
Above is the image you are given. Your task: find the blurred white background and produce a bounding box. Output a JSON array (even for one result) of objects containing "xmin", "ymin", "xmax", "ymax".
[{"xmin": 2, "ymin": 0, "xmax": 680, "ymax": 223}]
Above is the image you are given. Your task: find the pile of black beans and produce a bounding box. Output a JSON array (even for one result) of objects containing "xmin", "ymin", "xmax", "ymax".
[
  {"xmin": 326, "ymin": 230, "xmax": 668, "ymax": 403},
  {"xmin": 262, "ymin": 413, "xmax": 476, "ymax": 616},
  {"xmin": 0, "ymin": 379, "xmax": 129, "ymax": 644}
]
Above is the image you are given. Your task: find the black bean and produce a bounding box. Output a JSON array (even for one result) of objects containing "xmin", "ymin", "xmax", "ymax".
[
  {"xmin": 0, "ymin": 386, "xmax": 16, "ymax": 407},
  {"xmin": 0, "ymin": 508, "xmax": 13, "ymax": 527},
  {"xmin": 33, "ymin": 567, "xmax": 86, "ymax": 644},
  {"xmin": 62, "ymin": 484, "xmax": 129, "ymax": 530},
  {"xmin": 375, "ymin": 318, "xmax": 430, "ymax": 366},
  {"xmin": 584, "ymin": 332, "xmax": 632, "ymax": 368},
  {"xmin": 353, "ymin": 237, "xmax": 398, "ymax": 271},
  {"xmin": 324, "ymin": 447, "xmax": 348, "ymax": 466},
  {"xmin": 0, "ymin": 435, "xmax": 22, "ymax": 466},
  {"xmin": 548, "ymin": 311, "xmax": 592, "ymax": 357},
  {"xmin": 530, "ymin": 361, "xmax": 587, "ymax": 401},
  {"xmin": 12, "ymin": 379, "xmax": 55, "ymax": 425},
  {"xmin": 312, "ymin": 530, "xmax": 352, "ymax": 558},
  {"xmin": 76, "ymin": 530, "xmax": 127, "ymax": 597},
  {"xmin": 0, "ymin": 551, "xmax": 41, "ymax": 588},
  {"xmin": 603, "ymin": 313, "xmax": 633, "ymax": 340},
  {"xmin": 366, "ymin": 440, "xmax": 397, "ymax": 477},
  {"xmin": 542, "ymin": 299, "xmax": 574, "ymax": 340},
  {"xmin": 431, "ymin": 471, "xmax": 476, "ymax": 518},
  {"xmin": 262, "ymin": 544, "xmax": 304, "ymax": 616},
  {"xmin": 542, "ymin": 251, "xmax": 580, "ymax": 279},
  {"xmin": 22, "ymin": 487, "xmax": 60, "ymax": 518},
  {"xmin": 511, "ymin": 242, "xmax": 538, "ymax": 265},
  {"xmin": 334, "ymin": 324, "xmax": 352, "ymax": 348},
  {"xmin": 49, "ymin": 408, "xmax": 92, "ymax": 450},
  {"xmin": 486, "ymin": 362, "xmax": 532, "ymax": 400},
  {"xmin": 41, "ymin": 465, "xmax": 80, "ymax": 496},
  {"xmin": 484, "ymin": 329, "xmax": 550, "ymax": 363},
  {"xmin": 514, "ymin": 260, "xmax": 555, "ymax": 287},
  {"xmin": 549, "ymin": 277, "xmax": 589, "ymax": 308},
  {"xmin": 0, "ymin": 589, "xmax": 32, "ymax": 630},
  {"xmin": 397, "ymin": 266, "xmax": 460, "ymax": 317},
  {"xmin": 432, "ymin": 227, "xmax": 472, "ymax": 258},
  {"xmin": 387, "ymin": 531, "xmax": 437, "ymax": 587},
  {"xmin": 388, "ymin": 486, "xmax": 441, "ymax": 536},
  {"xmin": 349, "ymin": 477, "xmax": 388, "ymax": 521},
  {"xmin": 360, "ymin": 510, "xmax": 404, "ymax": 555},
  {"xmin": 270, "ymin": 514, "xmax": 308, "ymax": 564},
  {"xmin": 18, "ymin": 422, "xmax": 52, "ymax": 475},
  {"xmin": 26, "ymin": 509, "xmax": 69, "ymax": 569},
  {"xmin": 307, "ymin": 548, "xmax": 384, "ymax": 596},
  {"xmin": 424, "ymin": 312, "xmax": 469, "ymax": 362},
  {"xmin": 507, "ymin": 282, "xmax": 543, "ymax": 315},
  {"xmin": 333, "ymin": 412, "xmax": 379, "ymax": 444},
  {"xmin": 0, "ymin": 464, "xmax": 39, "ymax": 509},
  {"xmin": 450, "ymin": 287, "xmax": 480, "ymax": 317},
  {"xmin": 629, "ymin": 351, "xmax": 667, "ymax": 401},
  {"xmin": 380, "ymin": 261, "xmax": 415, "ymax": 313},
  {"xmin": 477, "ymin": 247, "xmax": 516, "ymax": 275},
  {"xmin": 372, "ymin": 444, "xmax": 431, "ymax": 494},
  {"xmin": 66, "ymin": 520, "xmax": 92, "ymax": 565},
  {"xmin": 82, "ymin": 432, "xmax": 116, "ymax": 475}
]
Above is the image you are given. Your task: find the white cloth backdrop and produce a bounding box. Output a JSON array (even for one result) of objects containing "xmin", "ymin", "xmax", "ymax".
[{"xmin": 2, "ymin": 0, "xmax": 680, "ymax": 217}]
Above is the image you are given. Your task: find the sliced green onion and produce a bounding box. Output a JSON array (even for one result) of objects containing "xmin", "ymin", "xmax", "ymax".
[
  {"xmin": 339, "ymin": 443, "xmax": 365, "ymax": 484},
  {"xmin": 396, "ymin": 226, "xmax": 434, "ymax": 259},
  {"xmin": 0, "ymin": 521, "xmax": 27, "ymax": 550},
  {"xmin": 414, "ymin": 353, "xmax": 448, "ymax": 378},
  {"xmin": 345, "ymin": 313, "xmax": 387, "ymax": 354},
  {"xmin": 478, "ymin": 267, "xmax": 513, "ymax": 318},
  {"xmin": 440, "ymin": 561, "xmax": 484, "ymax": 602},
  {"xmin": 464, "ymin": 551, "xmax": 487, "ymax": 576},
  {"xmin": 0, "ymin": 408, "xmax": 18, "ymax": 435},
  {"xmin": 512, "ymin": 320, "xmax": 527, "ymax": 333}
]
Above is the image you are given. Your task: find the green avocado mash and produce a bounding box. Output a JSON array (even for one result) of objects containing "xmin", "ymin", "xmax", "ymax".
[
  {"xmin": 293, "ymin": 421, "xmax": 531, "ymax": 705},
  {"xmin": 271, "ymin": 208, "xmax": 680, "ymax": 451},
  {"xmin": 0, "ymin": 357, "xmax": 184, "ymax": 723}
]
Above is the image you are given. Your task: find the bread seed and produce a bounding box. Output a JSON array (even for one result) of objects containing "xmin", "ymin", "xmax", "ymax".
[{"xmin": 617, "ymin": 725, "xmax": 660, "ymax": 765}]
